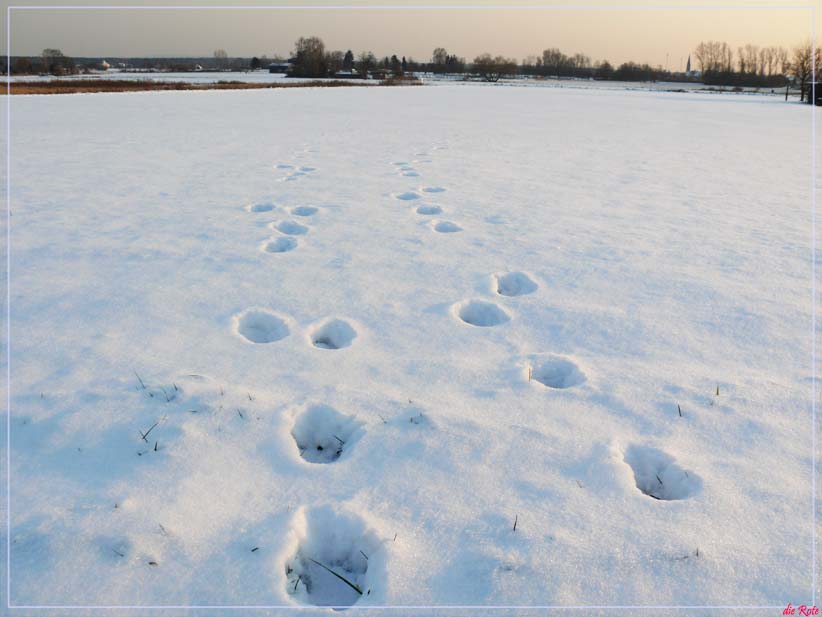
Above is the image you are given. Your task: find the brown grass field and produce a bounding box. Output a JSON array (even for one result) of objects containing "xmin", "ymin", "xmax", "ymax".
[{"xmin": 8, "ymin": 78, "xmax": 392, "ymax": 95}]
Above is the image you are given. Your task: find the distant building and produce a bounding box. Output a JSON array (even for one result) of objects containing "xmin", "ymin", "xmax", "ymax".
[
  {"xmin": 333, "ymin": 69, "xmax": 360, "ymax": 79},
  {"xmin": 807, "ymin": 82, "xmax": 822, "ymax": 106},
  {"xmin": 686, "ymin": 55, "xmax": 691, "ymax": 75},
  {"xmin": 100, "ymin": 60, "xmax": 110, "ymax": 70},
  {"xmin": 268, "ymin": 61, "xmax": 291, "ymax": 74}
]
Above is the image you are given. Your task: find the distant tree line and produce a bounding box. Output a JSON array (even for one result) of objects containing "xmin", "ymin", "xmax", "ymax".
[
  {"xmin": 8, "ymin": 49, "xmax": 77, "ymax": 75},
  {"xmin": 287, "ymin": 36, "xmax": 413, "ymax": 78},
  {"xmin": 8, "ymin": 37, "xmax": 821, "ymax": 101}
]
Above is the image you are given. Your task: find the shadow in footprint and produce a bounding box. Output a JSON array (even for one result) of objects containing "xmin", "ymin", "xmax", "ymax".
[
  {"xmin": 234, "ymin": 309, "xmax": 290, "ymax": 344},
  {"xmin": 433, "ymin": 221, "xmax": 462, "ymax": 234},
  {"xmin": 262, "ymin": 237, "xmax": 298, "ymax": 253},
  {"xmin": 292, "ymin": 206, "xmax": 318, "ymax": 217},
  {"xmin": 530, "ymin": 356, "xmax": 585, "ymax": 389},
  {"xmin": 291, "ymin": 404, "xmax": 364, "ymax": 464},
  {"xmin": 416, "ymin": 205, "xmax": 442, "ymax": 215},
  {"xmin": 310, "ymin": 319, "xmax": 357, "ymax": 350},
  {"xmin": 274, "ymin": 221, "xmax": 309, "ymax": 236},
  {"xmin": 393, "ymin": 191, "xmax": 421, "ymax": 201},
  {"xmin": 285, "ymin": 506, "xmax": 383, "ymax": 608},
  {"xmin": 248, "ymin": 202, "xmax": 275, "ymax": 213},
  {"xmin": 624, "ymin": 445, "xmax": 701, "ymax": 500},
  {"xmin": 496, "ymin": 272, "xmax": 538, "ymax": 296},
  {"xmin": 455, "ymin": 300, "xmax": 510, "ymax": 327}
]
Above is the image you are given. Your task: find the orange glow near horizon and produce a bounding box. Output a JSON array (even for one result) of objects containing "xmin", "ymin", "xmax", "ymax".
[{"xmin": 6, "ymin": 3, "xmax": 815, "ymax": 68}]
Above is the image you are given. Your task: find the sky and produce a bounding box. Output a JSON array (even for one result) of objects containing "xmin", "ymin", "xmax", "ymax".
[{"xmin": 3, "ymin": 0, "xmax": 817, "ymax": 68}]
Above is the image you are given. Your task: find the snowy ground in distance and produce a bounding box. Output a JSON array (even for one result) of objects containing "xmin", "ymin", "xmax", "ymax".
[
  {"xmin": 5, "ymin": 83, "xmax": 817, "ymax": 615},
  {"xmin": 10, "ymin": 70, "xmax": 791, "ymax": 97}
]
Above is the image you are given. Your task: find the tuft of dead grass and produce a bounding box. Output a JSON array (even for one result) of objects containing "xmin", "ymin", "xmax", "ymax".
[
  {"xmin": 380, "ymin": 75, "xmax": 424, "ymax": 86},
  {"xmin": 9, "ymin": 78, "xmax": 380, "ymax": 95}
]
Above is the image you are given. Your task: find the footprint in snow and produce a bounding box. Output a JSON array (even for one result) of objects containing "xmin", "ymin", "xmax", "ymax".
[
  {"xmin": 453, "ymin": 299, "xmax": 510, "ymax": 327},
  {"xmin": 495, "ymin": 272, "xmax": 538, "ymax": 296},
  {"xmin": 416, "ymin": 205, "xmax": 442, "ymax": 215},
  {"xmin": 272, "ymin": 220, "xmax": 309, "ymax": 236},
  {"xmin": 247, "ymin": 202, "xmax": 275, "ymax": 213},
  {"xmin": 261, "ymin": 237, "xmax": 298, "ymax": 254},
  {"xmin": 393, "ymin": 191, "xmax": 421, "ymax": 201},
  {"xmin": 528, "ymin": 355, "xmax": 586, "ymax": 389},
  {"xmin": 623, "ymin": 444, "xmax": 701, "ymax": 500},
  {"xmin": 285, "ymin": 506, "xmax": 381, "ymax": 607},
  {"xmin": 432, "ymin": 220, "xmax": 462, "ymax": 233},
  {"xmin": 291, "ymin": 404, "xmax": 363, "ymax": 464},
  {"xmin": 309, "ymin": 318, "xmax": 357, "ymax": 350},
  {"xmin": 291, "ymin": 206, "xmax": 318, "ymax": 217},
  {"xmin": 233, "ymin": 308, "xmax": 290, "ymax": 344}
]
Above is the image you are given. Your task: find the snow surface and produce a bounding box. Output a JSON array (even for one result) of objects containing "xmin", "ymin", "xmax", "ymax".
[
  {"xmin": 4, "ymin": 83, "xmax": 818, "ymax": 615},
  {"xmin": 9, "ymin": 71, "xmax": 792, "ymax": 99}
]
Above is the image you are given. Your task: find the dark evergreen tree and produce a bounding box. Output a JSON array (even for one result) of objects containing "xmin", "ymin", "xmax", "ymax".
[{"xmin": 343, "ymin": 50, "xmax": 354, "ymax": 71}]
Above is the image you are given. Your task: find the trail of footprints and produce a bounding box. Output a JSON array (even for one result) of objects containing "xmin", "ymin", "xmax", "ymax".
[
  {"xmin": 248, "ymin": 159, "xmax": 321, "ymax": 256},
  {"xmin": 227, "ymin": 146, "xmax": 702, "ymax": 607}
]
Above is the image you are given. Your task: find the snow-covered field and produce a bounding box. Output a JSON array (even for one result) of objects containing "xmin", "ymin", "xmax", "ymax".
[
  {"xmin": 10, "ymin": 70, "xmax": 786, "ymax": 97},
  {"xmin": 5, "ymin": 83, "xmax": 817, "ymax": 614}
]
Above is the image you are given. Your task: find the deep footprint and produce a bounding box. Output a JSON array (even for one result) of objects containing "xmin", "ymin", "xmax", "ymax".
[
  {"xmin": 285, "ymin": 506, "xmax": 381, "ymax": 607},
  {"xmin": 393, "ymin": 191, "xmax": 421, "ymax": 201},
  {"xmin": 262, "ymin": 237, "xmax": 298, "ymax": 253},
  {"xmin": 416, "ymin": 205, "xmax": 443, "ymax": 215},
  {"xmin": 433, "ymin": 221, "xmax": 462, "ymax": 233},
  {"xmin": 496, "ymin": 272, "xmax": 538, "ymax": 296},
  {"xmin": 530, "ymin": 356, "xmax": 586, "ymax": 388},
  {"xmin": 291, "ymin": 404, "xmax": 363, "ymax": 464},
  {"xmin": 234, "ymin": 309, "xmax": 290, "ymax": 343},
  {"xmin": 310, "ymin": 319, "xmax": 357, "ymax": 350},
  {"xmin": 247, "ymin": 202, "xmax": 275, "ymax": 213},
  {"xmin": 623, "ymin": 445, "xmax": 702, "ymax": 500},
  {"xmin": 291, "ymin": 206, "xmax": 318, "ymax": 217},
  {"xmin": 421, "ymin": 186, "xmax": 445, "ymax": 193},
  {"xmin": 273, "ymin": 221, "xmax": 309, "ymax": 236},
  {"xmin": 455, "ymin": 300, "xmax": 510, "ymax": 327}
]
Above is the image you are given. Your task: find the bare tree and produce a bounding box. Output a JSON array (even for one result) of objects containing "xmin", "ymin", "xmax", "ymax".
[
  {"xmin": 432, "ymin": 47, "xmax": 449, "ymax": 73},
  {"xmin": 791, "ymin": 41, "xmax": 812, "ymax": 101},
  {"xmin": 738, "ymin": 44, "xmax": 759, "ymax": 75},
  {"xmin": 759, "ymin": 47, "xmax": 771, "ymax": 76},
  {"xmin": 42, "ymin": 48, "xmax": 74, "ymax": 75},
  {"xmin": 357, "ymin": 51, "xmax": 376, "ymax": 77},
  {"xmin": 291, "ymin": 36, "xmax": 327, "ymax": 77},
  {"xmin": 694, "ymin": 41, "xmax": 733, "ymax": 74},
  {"xmin": 213, "ymin": 49, "xmax": 228, "ymax": 70},
  {"xmin": 325, "ymin": 50, "xmax": 344, "ymax": 75},
  {"xmin": 472, "ymin": 53, "xmax": 517, "ymax": 82},
  {"xmin": 694, "ymin": 41, "xmax": 707, "ymax": 73},
  {"xmin": 572, "ymin": 52, "xmax": 590, "ymax": 70}
]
